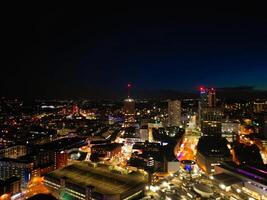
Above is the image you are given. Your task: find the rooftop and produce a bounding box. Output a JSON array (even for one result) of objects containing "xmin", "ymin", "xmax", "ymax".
[
  {"xmin": 197, "ymin": 136, "xmax": 231, "ymax": 157},
  {"xmin": 45, "ymin": 162, "xmax": 147, "ymax": 195},
  {"xmin": 219, "ymin": 162, "xmax": 267, "ymax": 186},
  {"xmin": 35, "ymin": 137, "xmax": 86, "ymax": 151},
  {"xmin": 213, "ymin": 173, "xmax": 242, "ymax": 186}
]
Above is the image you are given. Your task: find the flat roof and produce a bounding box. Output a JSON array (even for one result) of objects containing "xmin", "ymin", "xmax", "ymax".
[
  {"xmin": 36, "ymin": 137, "xmax": 86, "ymax": 151},
  {"xmin": 219, "ymin": 162, "xmax": 267, "ymax": 186},
  {"xmin": 213, "ymin": 173, "xmax": 242, "ymax": 186},
  {"xmin": 45, "ymin": 162, "xmax": 147, "ymax": 195}
]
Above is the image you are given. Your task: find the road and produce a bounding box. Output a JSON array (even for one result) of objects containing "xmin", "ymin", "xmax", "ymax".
[{"xmin": 175, "ymin": 128, "xmax": 200, "ymax": 161}]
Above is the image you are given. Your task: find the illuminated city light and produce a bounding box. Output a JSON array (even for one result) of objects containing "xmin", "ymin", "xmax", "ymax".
[{"xmin": 219, "ymin": 184, "xmax": 226, "ymax": 190}]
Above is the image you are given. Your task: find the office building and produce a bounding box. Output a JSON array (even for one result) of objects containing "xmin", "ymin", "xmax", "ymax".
[
  {"xmin": 200, "ymin": 87, "xmax": 209, "ymax": 108},
  {"xmin": 140, "ymin": 125, "xmax": 149, "ymax": 142},
  {"xmin": 0, "ymin": 145, "xmax": 27, "ymax": 159},
  {"xmin": 91, "ymin": 143, "xmax": 122, "ymax": 159},
  {"xmin": 208, "ymin": 88, "xmax": 216, "ymax": 108},
  {"xmin": 0, "ymin": 176, "xmax": 21, "ymax": 196},
  {"xmin": 168, "ymin": 100, "xmax": 181, "ymax": 127},
  {"xmin": 199, "ymin": 87, "xmax": 223, "ymax": 136},
  {"xmin": 254, "ymin": 100, "xmax": 267, "ymax": 113},
  {"xmin": 196, "ymin": 136, "xmax": 231, "ymax": 174},
  {"xmin": 33, "ymin": 137, "xmax": 86, "ymax": 170},
  {"xmin": 201, "ymin": 107, "xmax": 223, "ymax": 137},
  {"xmin": 0, "ymin": 157, "xmax": 36, "ymax": 188},
  {"xmin": 123, "ymin": 98, "xmax": 135, "ymax": 126},
  {"xmin": 222, "ymin": 122, "xmax": 240, "ymax": 141}
]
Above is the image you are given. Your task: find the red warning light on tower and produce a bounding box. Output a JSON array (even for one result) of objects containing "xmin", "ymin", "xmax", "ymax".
[{"xmin": 199, "ymin": 86, "xmax": 206, "ymax": 93}]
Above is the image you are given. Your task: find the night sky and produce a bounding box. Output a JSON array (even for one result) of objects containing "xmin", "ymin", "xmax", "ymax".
[{"xmin": 2, "ymin": 3, "xmax": 267, "ymax": 99}]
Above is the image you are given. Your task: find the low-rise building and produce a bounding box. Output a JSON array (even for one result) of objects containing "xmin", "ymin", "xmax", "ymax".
[{"xmin": 44, "ymin": 162, "xmax": 148, "ymax": 200}]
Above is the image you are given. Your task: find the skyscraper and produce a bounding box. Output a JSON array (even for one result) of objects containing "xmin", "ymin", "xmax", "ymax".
[
  {"xmin": 168, "ymin": 100, "xmax": 181, "ymax": 127},
  {"xmin": 197, "ymin": 87, "xmax": 230, "ymax": 174},
  {"xmin": 201, "ymin": 107, "xmax": 223, "ymax": 137},
  {"xmin": 123, "ymin": 83, "xmax": 135, "ymax": 127},
  {"xmin": 123, "ymin": 98, "xmax": 135, "ymax": 126},
  {"xmin": 198, "ymin": 87, "xmax": 208, "ymax": 126},
  {"xmin": 199, "ymin": 87, "xmax": 216, "ymax": 109},
  {"xmin": 199, "ymin": 87, "xmax": 222, "ymax": 136},
  {"xmin": 208, "ymin": 88, "xmax": 216, "ymax": 108},
  {"xmin": 200, "ymin": 87, "xmax": 208, "ymax": 108}
]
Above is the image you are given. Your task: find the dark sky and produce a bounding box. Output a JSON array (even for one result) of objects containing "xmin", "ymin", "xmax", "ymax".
[{"xmin": 2, "ymin": 3, "xmax": 267, "ymax": 99}]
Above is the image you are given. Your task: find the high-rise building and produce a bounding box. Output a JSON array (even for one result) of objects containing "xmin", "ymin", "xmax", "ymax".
[
  {"xmin": 196, "ymin": 87, "xmax": 230, "ymax": 174},
  {"xmin": 198, "ymin": 87, "xmax": 208, "ymax": 126},
  {"xmin": 0, "ymin": 157, "xmax": 36, "ymax": 188},
  {"xmin": 201, "ymin": 107, "xmax": 223, "ymax": 137},
  {"xmin": 199, "ymin": 87, "xmax": 222, "ymax": 136},
  {"xmin": 208, "ymin": 88, "xmax": 216, "ymax": 108},
  {"xmin": 168, "ymin": 100, "xmax": 181, "ymax": 127},
  {"xmin": 123, "ymin": 83, "xmax": 135, "ymax": 127},
  {"xmin": 200, "ymin": 87, "xmax": 208, "ymax": 108},
  {"xmin": 199, "ymin": 87, "xmax": 216, "ymax": 109},
  {"xmin": 123, "ymin": 98, "xmax": 135, "ymax": 126}
]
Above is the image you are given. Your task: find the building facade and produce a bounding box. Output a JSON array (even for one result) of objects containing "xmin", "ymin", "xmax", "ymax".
[
  {"xmin": 168, "ymin": 100, "xmax": 181, "ymax": 127},
  {"xmin": 123, "ymin": 98, "xmax": 135, "ymax": 127}
]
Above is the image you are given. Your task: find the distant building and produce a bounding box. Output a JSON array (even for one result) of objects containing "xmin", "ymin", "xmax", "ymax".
[
  {"xmin": 222, "ymin": 122, "xmax": 240, "ymax": 134},
  {"xmin": 168, "ymin": 100, "xmax": 181, "ymax": 127},
  {"xmin": 0, "ymin": 176, "xmax": 21, "ymax": 196},
  {"xmin": 221, "ymin": 122, "xmax": 240, "ymax": 141},
  {"xmin": 201, "ymin": 107, "xmax": 223, "ymax": 137},
  {"xmin": 139, "ymin": 125, "xmax": 149, "ymax": 142},
  {"xmin": 91, "ymin": 143, "xmax": 122, "ymax": 159},
  {"xmin": 200, "ymin": 87, "xmax": 209, "ymax": 108},
  {"xmin": 123, "ymin": 98, "xmax": 135, "ymax": 127},
  {"xmin": 207, "ymin": 88, "xmax": 216, "ymax": 108},
  {"xmin": 198, "ymin": 87, "xmax": 221, "ymax": 131},
  {"xmin": 0, "ymin": 145, "xmax": 27, "ymax": 159},
  {"xmin": 254, "ymin": 100, "xmax": 267, "ymax": 113},
  {"xmin": 258, "ymin": 112, "xmax": 267, "ymax": 139},
  {"xmin": 188, "ymin": 115, "xmax": 197, "ymax": 129}
]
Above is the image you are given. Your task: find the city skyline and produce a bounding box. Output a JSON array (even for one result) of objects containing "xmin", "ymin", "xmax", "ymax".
[
  {"xmin": 1, "ymin": 3, "xmax": 267, "ymax": 200},
  {"xmin": 2, "ymin": 4, "xmax": 267, "ymax": 99}
]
